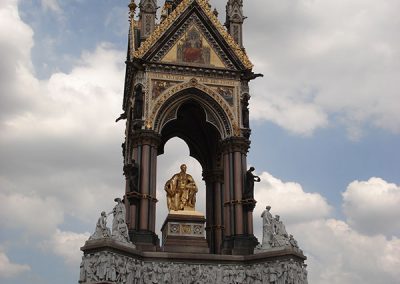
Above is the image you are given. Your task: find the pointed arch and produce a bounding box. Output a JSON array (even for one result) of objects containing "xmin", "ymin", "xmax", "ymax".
[{"xmin": 150, "ymin": 80, "xmax": 235, "ymax": 139}]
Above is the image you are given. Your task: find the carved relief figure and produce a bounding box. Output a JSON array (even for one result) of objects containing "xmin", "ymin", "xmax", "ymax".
[
  {"xmin": 164, "ymin": 164, "xmax": 198, "ymax": 211},
  {"xmin": 95, "ymin": 253, "xmax": 108, "ymax": 281},
  {"xmin": 79, "ymin": 254, "xmax": 309, "ymax": 284},
  {"xmin": 152, "ymin": 80, "xmax": 177, "ymax": 99},
  {"xmin": 177, "ymin": 27, "xmax": 211, "ymax": 65},
  {"xmin": 216, "ymin": 86, "xmax": 234, "ymax": 105}
]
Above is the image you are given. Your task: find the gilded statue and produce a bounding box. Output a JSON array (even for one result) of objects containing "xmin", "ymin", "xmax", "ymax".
[{"xmin": 164, "ymin": 164, "xmax": 198, "ymax": 211}]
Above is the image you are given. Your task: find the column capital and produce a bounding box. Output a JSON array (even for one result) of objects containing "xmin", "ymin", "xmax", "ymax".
[
  {"xmin": 220, "ymin": 136, "xmax": 250, "ymax": 154},
  {"xmin": 202, "ymin": 169, "xmax": 224, "ymax": 183},
  {"xmin": 131, "ymin": 130, "xmax": 161, "ymax": 147}
]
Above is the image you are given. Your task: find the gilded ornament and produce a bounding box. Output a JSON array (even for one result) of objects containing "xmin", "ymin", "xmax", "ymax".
[
  {"xmin": 164, "ymin": 164, "xmax": 198, "ymax": 211},
  {"xmin": 132, "ymin": 0, "xmax": 253, "ymax": 69}
]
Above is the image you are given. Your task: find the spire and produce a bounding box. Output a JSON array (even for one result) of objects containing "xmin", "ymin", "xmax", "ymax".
[
  {"xmin": 160, "ymin": 0, "xmax": 173, "ymax": 22},
  {"xmin": 225, "ymin": 0, "xmax": 245, "ymax": 48},
  {"xmin": 127, "ymin": 0, "xmax": 137, "ymax": 60},
  {"xmin": 160, "ymin": 0, "xmax": 184, "ymax": 21},
  {"xmin": 138, "ymin": 0, "xmax": 157, "ymax": 41}
]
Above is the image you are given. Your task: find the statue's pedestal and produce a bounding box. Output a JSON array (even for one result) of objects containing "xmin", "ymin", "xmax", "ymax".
[
  {"xmin": 160, "ymin": 210, "xmax": 209, "ymax": 254},
  {"xmin": 79, "ymin": 238, "xmax": 307, "ymax": 284}
]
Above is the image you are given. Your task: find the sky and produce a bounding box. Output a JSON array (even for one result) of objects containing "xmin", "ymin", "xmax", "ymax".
[{"xmin": 0, "ymin": 0, "xmax": 399, "ymax": 283}]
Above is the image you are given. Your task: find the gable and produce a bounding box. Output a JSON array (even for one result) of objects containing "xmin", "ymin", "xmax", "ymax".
[
  {"xmin": 133, "ymin": 0, "xmax": 253, "ymax": 70},
  {"xmin": 160, "ymin": 23, "xmax": 227, "ymax": 68}
]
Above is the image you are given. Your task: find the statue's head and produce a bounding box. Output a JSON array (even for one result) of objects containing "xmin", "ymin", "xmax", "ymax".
[
  {"xmin": 250, "ymin": 166, "xmax": 255, "ymax": 171},
  {"xmin": 180, "ymin": 164, "xmax": 187, "ymax": 172},
  {"xmin": 114, "ymin": 197, "xmax": 122, "ymax": 203},
  {"xmin": 101, "ymin": 211, "xmax": 106, "ymax": 216},
  {"xmin": 266, "ymin": 205, "xmax": 271, "ymax": 210},
  {"xmin": 275, "ymin": 215, "xmax": 280, "ymax": 220}
]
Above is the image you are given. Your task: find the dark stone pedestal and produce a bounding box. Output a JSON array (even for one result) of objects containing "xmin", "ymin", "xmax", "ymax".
[
  {"xmin": 129, "ymin": 229, "xmax": 159, "ymax": 252},
  {"xmin": 222, "ymin": 234, "xmax": 259, "ymax": 255},
  {"xmin": 160, "ymin": 210, "xmax": 209, "ymax": 254}
]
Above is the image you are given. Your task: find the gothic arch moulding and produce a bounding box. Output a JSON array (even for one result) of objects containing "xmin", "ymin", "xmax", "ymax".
[{"xmin": 149, "ymin": 79, "xmax": 236, "ymax": 139}]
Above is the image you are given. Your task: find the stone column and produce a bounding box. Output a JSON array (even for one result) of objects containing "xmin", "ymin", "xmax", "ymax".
[
  {"xmin": 203, "ymin": 169, "xmax": 224, "ymax": 254},
  {"xmin": 126, "ymin": 130, "xmax": 160, "ymax": 251},
  {"xmin": 221, "ymin": 137, "xmax": 257, "ymax": 255}
]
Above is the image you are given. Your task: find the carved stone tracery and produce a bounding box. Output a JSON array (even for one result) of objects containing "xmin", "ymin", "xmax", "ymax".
[{"xmin": 150, "ymin": 80, "xmax": 235, "ymax": 138}]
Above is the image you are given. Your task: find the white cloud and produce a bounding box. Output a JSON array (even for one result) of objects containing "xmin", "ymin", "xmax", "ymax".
[
  {"xmin": 0, "ymin": 192, "xmax": 63, "ymax": 236},
  {"xmin": 43, "ymin": 229, "xmax": 90, "ymax": 267},
  {"xmin": 254, "ymin": 171, "xmax": 332, "ymax": 225},
  {"xmin": 0, "ymin": 41, "xmax": 126, "ymax": 234},
  {"xmin": 0, "ymin": 250, "xmax": 30, "ymax": 278},
  {"xmin": 227, "ymin": 0, "xmax": 400, "ymax": 137},
  {"xmin": 0, "ymin": 0, "xmax": 37, "ymax": 120},
  {"xmin": 0, "ymin": 0, "xmax": 125, "ymax": 237},
  {"xmin": 251, "ymin": 173, "xmax": 400, "ymax": 284},
  {"xmin": 343, "ymin": 177, "xmax": 400, "ymax": 236},
  {"xmin": 41, "ymin": 0, "xmax": 62, "ymax": 13},
  {"xmin": 251, "ymin": 94, "xmax": 328, "ymax": 136},
  {"xmin": 291, "ymin": 220, "xmax": 400, "ymax": 284}
]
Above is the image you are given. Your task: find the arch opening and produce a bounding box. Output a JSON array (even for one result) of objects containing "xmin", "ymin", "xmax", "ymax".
[
  {"xmin": 158, "ymin": 100, "xmax": 221, "ymax": 170},
  {"xmin": 156, "ymin": 137, "xmax": 205, "ymax": 238},
  {"xmin": 153, "ymin": 87, "xmax": 232, "ymax": 141}
]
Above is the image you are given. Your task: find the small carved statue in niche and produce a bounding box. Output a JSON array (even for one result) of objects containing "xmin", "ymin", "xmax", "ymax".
[
  {"xmin": 164, "ymin": 164, "xmax": 198, "ymax": 211},
  {"xmin": 244, "ymin": 166, "xmax": 260, "ymax": 199},
  {"xmin": 241, "ymin": 95, "xmax": 250, "ymax": 129},
  {"xmin": 123, "ymin": 160, "xmax": 139, "ymax": 192},
  {"xmin": 133, "ymin": 85, "xmax": 144, "ymax": 120}
]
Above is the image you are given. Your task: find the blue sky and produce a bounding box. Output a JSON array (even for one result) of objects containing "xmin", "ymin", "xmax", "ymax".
[{"xmin": 0, "ymin": 0, "xmax": 399, "ymax": 283}]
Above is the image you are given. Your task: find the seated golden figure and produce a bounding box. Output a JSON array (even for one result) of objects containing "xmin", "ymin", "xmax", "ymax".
[{"xmin": 164, "ymin": 164, "xmax": 198, "ymax": 211}]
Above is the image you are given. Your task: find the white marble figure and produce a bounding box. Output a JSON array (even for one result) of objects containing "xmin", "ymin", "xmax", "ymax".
[
  {"xmin": 258, "ymin": 206, "xmax": 302, "ymax": 251},
  {"xmin": 289, "ymin": 234, "xmax": 299, "ymax": 248},
  {"xmin": 109, "ymin": 197, "xmax": 130, "ymax": 243},
  {"xmin": 261, "ymin": 205, "xmax": 274, "ymax": 248},
  {"xmin": 272, "ymin": 215, "xmax": 290, "ymax": 247},
  {"xmin": 89, "ymin": 211, "xmax": 111, "ymax": 240}
]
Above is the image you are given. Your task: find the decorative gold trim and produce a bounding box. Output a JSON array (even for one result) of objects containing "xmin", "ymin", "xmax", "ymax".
[
  {"xmin": 134, "ymin": 0, "xmax": 190, "ymax": 59},
  {"xmin": 196, "ymin": 0, "xmax": 253, "ymax": 69},
  {"xmin": 133, "ymin": 0, "xmax": 253, "ymax": 69}
]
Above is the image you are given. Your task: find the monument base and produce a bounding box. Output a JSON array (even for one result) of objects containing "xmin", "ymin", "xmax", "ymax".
[
  {"xmin": 79, "ymin": 238, "xmax": 308, "ymax": 284},
  {"xmin": 160, "ymin": 210, "xmax": 209, "ymax": 254}
]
